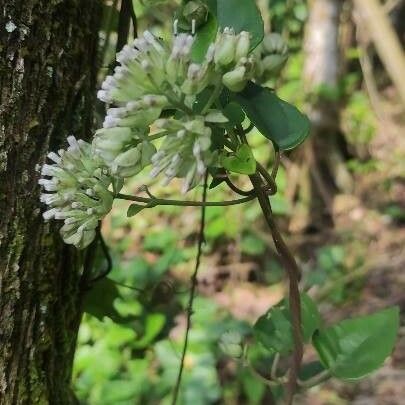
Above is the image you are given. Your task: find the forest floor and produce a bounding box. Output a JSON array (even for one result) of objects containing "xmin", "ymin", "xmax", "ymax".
[{"xmin": 300, "ymin": 98, "xmax": 405, "ymax": 405}]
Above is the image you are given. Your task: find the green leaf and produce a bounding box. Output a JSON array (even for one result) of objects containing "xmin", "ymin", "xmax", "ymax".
[
  {"xmin": 127, "ymin": 204, "xmax": 146, "ymax": 217},
  {"xmin": 254, "ymin": 293, "xmax": 321, "ymax": 354},
  {"xmin": 216, "ymin": 0, "xmax": 264, "ymax": 49},
  {"xmin": 191, "ymin": 14, "xmax": 218, "ymax": 63},
  {"xmin": 298, "ymin": 361, "xmax": 327, "ymax": 382},
  {"xmin": 83, "ymin": 278, "xmax": 127, "ymax": 323},
  {"xmin": 240, "ymin": 368, "xmax": 266, "ymax": 404},
  {"xmin": 313, "ymin": 307, "xmax": 399, "ymax": 380},
  {"xmin": 223, "ymin": 102, "xmax": 245, "ymax": 126},
  {"xmin": 201, "ymin": 0, "xmax": 217, "ymax": 14},
  {"xmin": 133, "ymin": 313, "xmax": 166, "ymax": 349},
  {"xmin": 235, "ymin": 82, "xmax": 311, "ymax": 151},
  {"xmin": 222, "ymin": 144, "xmax": 256, "ymax": 175},
  {"xmin": 208, "ymin": 167, "xmax": 227, "ymax": 189}
]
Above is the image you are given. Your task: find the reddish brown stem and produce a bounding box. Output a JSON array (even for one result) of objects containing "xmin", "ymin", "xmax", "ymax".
[{"xmin": 250, "ymin": 173, "xmax": 303, "ymax": 405}]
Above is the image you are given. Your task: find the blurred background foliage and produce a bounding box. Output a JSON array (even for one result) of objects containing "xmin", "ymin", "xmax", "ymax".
[{"xmin": 73, "ymin": 0, "xmax": 405, "ymax": 403}]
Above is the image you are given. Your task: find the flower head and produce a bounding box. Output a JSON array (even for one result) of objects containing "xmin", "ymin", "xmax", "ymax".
[
  {"xmin": 253, "ymin": 33, "xmax": 289, "ymax": 83},
  {"xmin": 39, "ymin": 137, "xmax": 115, "ymax": 249},
  {"xmin": 95, "ymin": 29, "xmax": 255, "ymax": 192},
  {"xmin": 150, "ymin": 116, "xmax": 214, "ymax": 193}
]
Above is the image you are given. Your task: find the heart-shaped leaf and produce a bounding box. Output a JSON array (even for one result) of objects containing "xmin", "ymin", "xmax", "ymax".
[
  {"xmin": 254, "ymin": 293, "xmax": 321, "ymax": 354},
  {"xmin": 127, "ymin": 204, "xmax": 147, "ymax": 217},
  {"xmin": 313, "ymin": 307, "xmax": 399, "ymax": 380},
  {"xmin": 84, "ymin": 278, "xmax": 127, "ymax": 323},
  {"xmin": 235, "ymin": 82, "xmax": 311, "ymax": 151},
  {"xmin": 216, "ymin": 0, "xmax": 264, "ymax": 49},
  {"xmin": 223, "ymin": 102, "xmax": 246, "ymax": 126}
]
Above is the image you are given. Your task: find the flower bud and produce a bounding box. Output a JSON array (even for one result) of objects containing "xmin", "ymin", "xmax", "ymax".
[
  {"xmin": 214, "ymin": 29, "xmax": 237, "ymax": 67},
  {"xmin": 262, "ymin": 54, "xmax": 288, "ymax": 74},
  {"xmin": 219, "ymin": 331, "xmax": 243, "ymax": 359},
  {"xmin": 140, "ymin": 141, "xmax": 157, "ymax": 167},
  {"xmin": 235, "ymin": 31, "xmax": 251, "ymax": 60},
  {"xmin": 113, "ymin": 147, "xmax": 141, "ymax": 168},
  {"xmin": 222, "ymin": 66, "xmax": 247, "ymax": 92},
  {"xmin": 263, "ymin": 33, "xmax": 288, "ymax": 55},
  {"xmin": 181, "ymin": 1, "xmax": 208, "ymax": 29},
  {"xmin": 204, "ymin": 110, "xmax": 229, "ymax": 124}
]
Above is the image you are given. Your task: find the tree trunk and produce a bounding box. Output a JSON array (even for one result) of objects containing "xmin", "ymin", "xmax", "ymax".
[
  {"xmin": 0, "ymin": 1, "xmax": 100, "ymax": 404},
  {"xmin": 289, "ymin": 0, "xmax": 353, "ymax": 232},
  {"xmin": 304, "ymin": 0, "xmax": 342, "ymax": 130}
]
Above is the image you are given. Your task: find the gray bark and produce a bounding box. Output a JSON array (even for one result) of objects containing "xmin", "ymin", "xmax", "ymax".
[
  {"xmin": 0, "ymin": 1, "xmax": 101, "ymax": 404},
  {"xmin": 304, "ymin": 0, "xmax": 342, "ymax": 131},
  {"xmin": 303, "ymin": 0, "xmax": 353, "ymax": 202}
]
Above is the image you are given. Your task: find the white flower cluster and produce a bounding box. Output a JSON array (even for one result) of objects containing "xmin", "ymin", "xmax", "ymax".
[
  {"xmin": 39, "ymin": 137, "xmax": 115, "ymax": 249},
  {"xmin": 150, "ymin": 116, "xmax": 214, "ymax": 193},
  {"xmin": 94, "ymin": 29, "xmax": 255, "ymax": 189},
  {"xmin": 40, "ymin": 28, "xmax": 257, "ymax": 248},
  {"xmin": 214, "ymin": 28, "xmax": 255, "ymax": 92}
]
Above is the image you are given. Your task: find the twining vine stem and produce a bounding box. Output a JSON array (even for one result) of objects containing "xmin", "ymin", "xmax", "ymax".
[
  {"xmin": 171, "ymin": 173, "xmax": 209, "ymax": 405},
  {"xmin": 249, "ymin": 172, "xmax": 303, "ymax": 405},
  {"xmin": 116, "ymin": 192, "xmax": 255, "ymax": 207},
  {"xmin": 237, "ymin": 130, "xmax": 303, "ymax": 405}
]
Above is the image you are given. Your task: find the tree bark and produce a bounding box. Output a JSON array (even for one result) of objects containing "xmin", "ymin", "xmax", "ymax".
[
  {"xmin": 0, "ymin": 1, "xmax": 101, "ymax": 404},
  {"xmin": 304, "ymin": 0, "xmax": 342, "ymax": 131},
  {"xmin": 289, "ymin": 0, "xmax": 353, "ymax": 232}
]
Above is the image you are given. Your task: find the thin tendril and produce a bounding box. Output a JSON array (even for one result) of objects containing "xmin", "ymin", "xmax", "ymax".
[{"xmin": 171, "ymin": 173, "xmax": 208, "ymax": 405}]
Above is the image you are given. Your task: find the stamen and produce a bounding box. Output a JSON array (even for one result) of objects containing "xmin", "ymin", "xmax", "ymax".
[
  {"xmin": 191, "ymin": 19, "xmax": 196, "ymax": 36},
  {"xmin": 173, "ymin": 19, "xmax": 179, "ymax": 36}
]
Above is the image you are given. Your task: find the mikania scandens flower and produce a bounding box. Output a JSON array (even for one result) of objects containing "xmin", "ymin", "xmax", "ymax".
[
  {"xmin": 150, "ymin": 116, "xmax": 217, "ymax": 193},
  {"xmin": 39, "ymin": 136, "xmax": 115, "ymax": 249},
  {"xmin": 95, "ymin": 29, "xmax": 255, "ymax": 191},
  {"xmin": 253, "ymin": 33, "xmax": 289, "ymax": 83},
  {"xmin": 39, "ymin": 28, "xmax": 258, "ymax": 248}
]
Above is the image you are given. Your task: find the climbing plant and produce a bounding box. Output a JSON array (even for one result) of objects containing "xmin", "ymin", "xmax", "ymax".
[{"xmin": 38, "ymin": 1, "xmax": 399, "ymax": 403}]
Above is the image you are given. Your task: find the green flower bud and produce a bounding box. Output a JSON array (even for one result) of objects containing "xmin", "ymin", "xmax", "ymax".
[
  {"xmin": 140, "ymin": 141, "xmax": 157, "ymax": 167},
  {"xmin": 182, "ymin": 1, "xmax": 208, "ymax": 28},
  {"xmin": 263, "ymin": 33, "xmax": 288, "ymax": 55},
  {"xmin": 252, "ymin": 33, "xmax": 289, "ymax": 82},
  {"xmin": 214, "ymin": 29, "xmax": 237, "ymax": 67},
  {"xmin": 262, "ymin": 54, "xmax": 288, "ymax": 74},
  {"xmin": 235, "ymin": 31, "xmax": 251, "ymax": 60},
  {"xmin": 222, "ymin": 66, "xmax": 247, "ymax": 92},
  {"xmin": 219, "ymin": 331, "xmax": 243, "ymax": 359},
  {"xmin": 111, "ymin": 141, "xmax": 156, "ymax": 178},
  {"xmin": 113, "ymin": 147, "xmax": 141, "ymax": 169},
  {"xmin": 93, "ymin": 127, "xmax": 134, "ymax": 163},
  {"xmin": 205, "ymin": 110, "xmax": 229, "ymax": 123}
]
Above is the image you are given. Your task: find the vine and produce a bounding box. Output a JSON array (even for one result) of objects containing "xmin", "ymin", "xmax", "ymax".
[
  {"xmin": 171, "ymin": 173, "xmax": 208, "ymax": 405},
  {"xmin": 37, "ymin": 0, "xmax": 400, "ymax": 403}
]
